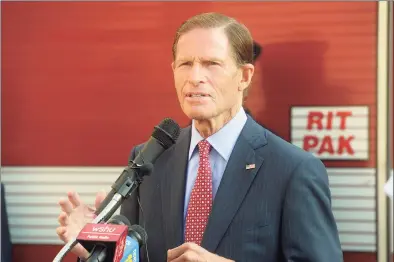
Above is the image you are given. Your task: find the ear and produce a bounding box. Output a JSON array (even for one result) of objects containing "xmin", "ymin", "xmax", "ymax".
[
  {"xmin": 238, "ymin": 63, "xmax": 255, "ymax": 91},
  {"xmin": 171, "ymin": 62, "xmax": 175, "ymax": 72}
]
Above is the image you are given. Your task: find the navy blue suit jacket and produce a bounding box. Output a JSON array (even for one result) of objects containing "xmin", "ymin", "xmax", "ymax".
[{"xmin": 121, "ymin": 116, "xmax": 343, "ymax": 261}]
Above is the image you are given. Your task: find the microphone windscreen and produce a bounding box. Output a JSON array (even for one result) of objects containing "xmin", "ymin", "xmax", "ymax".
[
  {"xmin": 153, "ymin": 118, "xmax": 181, "ymax": 148},
  {"xmin": 108, "ymin": 215, "xmax": 132, "ymax": 227},
  {"xmin": 129, "ymin": 224, "xmax": 148, "ymax": 247}
]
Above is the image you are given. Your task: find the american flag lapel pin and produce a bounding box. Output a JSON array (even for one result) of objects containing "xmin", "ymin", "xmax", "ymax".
[{"xmin": 246, "ymin": 163, "xmax": 255, "ymax": 170}]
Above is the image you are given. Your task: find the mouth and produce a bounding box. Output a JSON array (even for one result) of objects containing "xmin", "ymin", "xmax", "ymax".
[{"xmin": 185, "ymin": 92, "xmax": 210, "ymax": 98}]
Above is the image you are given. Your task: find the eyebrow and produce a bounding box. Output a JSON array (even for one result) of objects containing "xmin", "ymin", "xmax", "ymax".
[{"xmin": 176, "ymin": 57, "xmax": 225, "ymax": 64}]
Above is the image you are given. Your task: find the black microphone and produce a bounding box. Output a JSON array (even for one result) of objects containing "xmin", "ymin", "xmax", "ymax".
[
  {"xmin": 94, "ymin": 118, "xmax": 181, "ymax": 220},
  {"xmin": 119, "ymin": 223, "xmax": 148, "ymax": 262},
  {"xmin": 53, "ymin": 119, "xmax": 180, "ymax": 262}
]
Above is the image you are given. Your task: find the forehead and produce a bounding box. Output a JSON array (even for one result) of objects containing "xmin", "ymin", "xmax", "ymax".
[{"xmin": 176, "ymin": 27, "xmax": 232, "ymax": 60}]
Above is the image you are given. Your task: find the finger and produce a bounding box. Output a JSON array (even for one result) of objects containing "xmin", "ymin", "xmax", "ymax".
[
  {"xmin": 76, "ymin": 244, "xmax": 91, "ymax": 261},
  {"xmin": 85, "ymin": 204, "xmax": 97, "ymax": 215},
  {"xmin": 167, "ymin": 243, "xmax": 196, "ymax": 261},
  {"xmin": 68, "ymin": 191, "xmax": 82, "ymax": 208},
  {"xmin": 170, "ymin": 250, "xmax": 199, "ymax": 262},
  {"xmin": 58, "ymin": 197, "xmax": 73, "ymax": 214},
  {"xmin": 57, "ymin": 212, "xmax": 69, "ymax": 226},
  {"xmin": 95, "ymin": 189, "xmax": 107, "ymax": 210},
  {"xmin": 56, "ymin": 226, "xmax": 69, "ymax": 243},
  {"xmin": 167, "ymin": 246, "xmax": 182, "ymax": 261}
]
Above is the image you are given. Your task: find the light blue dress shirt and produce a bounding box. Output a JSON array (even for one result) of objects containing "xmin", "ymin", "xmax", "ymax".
[{"xmin": 183, "ymin": 108, "xmax": 248, "ymax": 225}]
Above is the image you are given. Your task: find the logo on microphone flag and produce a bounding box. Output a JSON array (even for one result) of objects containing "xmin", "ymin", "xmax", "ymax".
[{"xmin": 77, "ymin": 223, "xmax": 129, "ymax": 262}]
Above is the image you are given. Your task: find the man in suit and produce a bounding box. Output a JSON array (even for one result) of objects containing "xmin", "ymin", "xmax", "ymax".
[{"xmin": 57, "ymin": 12, "xmax": 343, "ymax": 261}]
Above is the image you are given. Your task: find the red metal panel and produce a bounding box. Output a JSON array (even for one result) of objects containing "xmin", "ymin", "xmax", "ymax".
[
  {"xmin": 1, "ymin": 2, "xmax": 377, "ymax": 167},
  {"xmin": 226, "ymin": 2, "xmax": 377, "ymax": 168}
]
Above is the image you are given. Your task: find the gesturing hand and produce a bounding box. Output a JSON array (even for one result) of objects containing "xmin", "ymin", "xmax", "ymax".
[{"xmin": 56, "ymin": 190, "xmax": 107, "ymax": 259}]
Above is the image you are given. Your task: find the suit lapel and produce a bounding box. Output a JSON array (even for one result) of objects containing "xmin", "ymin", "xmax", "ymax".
[
  {"xmin": 161, "ymin": 127, "xmax": 191, "ymax": 251},
  {"xmin": 201, "ymin": 117, "xmax": 267, "ymax": 251}
]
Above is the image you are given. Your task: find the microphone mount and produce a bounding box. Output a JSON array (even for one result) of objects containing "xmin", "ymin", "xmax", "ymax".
[{"xmin": 52, "ymin": 162, "xmax": 153, "ymax": 262}]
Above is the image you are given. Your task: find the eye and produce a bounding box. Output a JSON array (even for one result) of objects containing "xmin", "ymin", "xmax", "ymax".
[
  {"xmin": 179, "ymin": 61, "xmax": 192, "ymax": 67},
  {"xmin": 205, "ymin": 61, "xmax": 221, "ymax": 67}
]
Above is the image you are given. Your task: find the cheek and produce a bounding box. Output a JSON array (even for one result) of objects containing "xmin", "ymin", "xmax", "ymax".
[
  {"xmin": 210, "ymin": 73, "xmax": 238, "ymax": 100},
  {"xmin": 174, "ymin": 74, "xmax": 185, "ymax": 94},
  {"xmin": 207, "ymin": 70, "xmax": 226, "ymax": 92}
]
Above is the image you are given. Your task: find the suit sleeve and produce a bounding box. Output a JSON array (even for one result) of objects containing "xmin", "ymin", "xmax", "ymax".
[{"xmin": 281, "ymin": 157, "xmax": 343, "ymax": 262}]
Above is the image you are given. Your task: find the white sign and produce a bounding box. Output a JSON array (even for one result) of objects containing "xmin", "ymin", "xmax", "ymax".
[{"xmin": 291, "ymin": 106, "xmax": 369, "ymax": 160}]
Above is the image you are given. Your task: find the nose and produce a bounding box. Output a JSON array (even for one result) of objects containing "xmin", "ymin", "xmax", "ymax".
[{"xmin": 188, "ymin": 63, "xmax": 205, "ymax": 86}]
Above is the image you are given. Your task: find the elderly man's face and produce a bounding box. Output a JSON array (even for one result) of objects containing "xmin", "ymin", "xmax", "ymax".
[{"xmin": 172, "ymin": 28, "xmax": 249, "ymax": 121}]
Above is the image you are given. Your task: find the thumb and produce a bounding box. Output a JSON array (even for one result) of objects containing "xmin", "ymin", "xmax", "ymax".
[{"xmin": 95, "ymin": 190, "xmax": 107, "ymax": 210}]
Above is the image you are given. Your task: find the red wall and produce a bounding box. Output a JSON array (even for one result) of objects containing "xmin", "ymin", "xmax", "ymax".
[
  {"xmin": 2, "ymin": 2, "xmax": 377, "ymax": 168},
  {"xmin": 1, "ymin": 2, "xmax": 379, "ymax": 262}
]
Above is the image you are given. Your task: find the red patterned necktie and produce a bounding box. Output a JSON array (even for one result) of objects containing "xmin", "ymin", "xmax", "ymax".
[{"xmin": 184, "ymin": 140, "xmax": 213, "ymax": 245}]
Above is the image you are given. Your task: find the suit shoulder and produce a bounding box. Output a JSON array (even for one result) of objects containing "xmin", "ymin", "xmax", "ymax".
[
  {"xmin": 253, "ymin": 128, "xmax": 329, "ymax": 196},
  {"xmin": 268, "ymin": 130, "xmax": 317, "ymax": 160},
  {"xmin": 254, "ymin": 125, "xmax": 324, "ymax": 172}
]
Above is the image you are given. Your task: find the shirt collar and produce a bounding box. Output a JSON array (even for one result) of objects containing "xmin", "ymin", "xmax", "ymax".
[{"xmin": 188, "ymin": 107, "xmax": 247, "ymax": 161}]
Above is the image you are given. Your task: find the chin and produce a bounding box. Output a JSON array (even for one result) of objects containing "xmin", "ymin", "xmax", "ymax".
[
  {"xmin": 190, "ymin": 115, "xmax": 210, "ymax": 121},
  {"xmin": 182, "ymin": 103, "xmax": 217, "ymax": 120},
  {"xmin": 185, "ymin": 110, "xmax": 215, "ymax": 121}
]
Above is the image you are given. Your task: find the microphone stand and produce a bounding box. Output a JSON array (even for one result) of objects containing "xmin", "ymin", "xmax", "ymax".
[{"xmin": 52, "ymin": 162, "xmax": 153, "ymax": 262}]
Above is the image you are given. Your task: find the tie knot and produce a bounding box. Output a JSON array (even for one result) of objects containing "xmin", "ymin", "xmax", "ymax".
[{"xmin": 198, "ymin": 140, "xmax": 211, "ymax": 155}]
